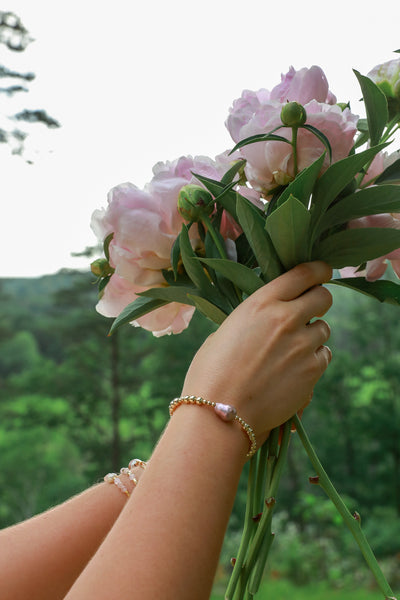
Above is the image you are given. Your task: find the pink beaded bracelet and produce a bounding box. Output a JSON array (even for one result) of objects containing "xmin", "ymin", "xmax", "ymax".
[{"xmin": 169, "ymin": 395, "xmax": 257, "ymax": 458}]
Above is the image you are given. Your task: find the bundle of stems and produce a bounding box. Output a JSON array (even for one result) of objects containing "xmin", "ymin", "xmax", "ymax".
[{"xmin": 225, "ymin": 415, "xmax": 397, "ymax": 600}]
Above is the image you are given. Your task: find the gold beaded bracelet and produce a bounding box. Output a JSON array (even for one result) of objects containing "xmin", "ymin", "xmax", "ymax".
[
  {"xmin": 169, "ymin": 395, "xmax": 257, "ymax": 458},
  {"xmin": 104, "ymin": 458, "xmax": 147, "ymax": 497}
]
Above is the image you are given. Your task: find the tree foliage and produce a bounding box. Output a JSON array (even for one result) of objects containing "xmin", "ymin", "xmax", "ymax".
[
  {"xmin": 0, "ymin": 10, "xmax": 60, "ymax": 158},
  {"xmin": 0, "ymin": 269, "xmax": 399, "ymax": 587}
]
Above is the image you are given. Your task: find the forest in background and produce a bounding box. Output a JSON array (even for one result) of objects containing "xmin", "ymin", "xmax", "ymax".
[{"xmin": 0, "ymin": 269, "xmax": 399, "ymax": 592}]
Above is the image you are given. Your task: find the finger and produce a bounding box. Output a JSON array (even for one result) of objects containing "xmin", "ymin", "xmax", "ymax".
[
  {"xmin": 305, "ymin": 319, "xmax": 331, "ymax": 348},
  {"xmin": 268, "ymin": 262, "xmax": 332, "ymax": 302},
  {"xmin": 293, "ymin": 284, "xmax": 333, "ymax": 323},
  {"xmin": 315, "ymin": 345, "xmax": 332, "ymax": 372}
]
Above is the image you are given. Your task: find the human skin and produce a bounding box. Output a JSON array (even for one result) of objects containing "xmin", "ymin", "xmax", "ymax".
[
  {"xmin": 0, "ymin": 261, "xmax": 332, "ymax": 600},
  {"xmin": 0, "ymin": 465, "xmax": 146, "ymax": 600}
]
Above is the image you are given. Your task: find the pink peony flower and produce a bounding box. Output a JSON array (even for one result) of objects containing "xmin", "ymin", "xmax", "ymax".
[
  {"xmin": 226, "ymin": 66, "xmax": 358, "ymax": 196},
  {"xmin": 96, "ymin": 273, "xmax": 195, "ymax": 338},
  {"xmin": 91, "ymin": 155, "xmax": 258, "ymax": 336},
  {"xmin": 270, "ymin": 65, "xmax": 337, "ymax": 105},
  {"xmin": 362, "ymin": 152, "xmax": 385, "ymax": 187}
]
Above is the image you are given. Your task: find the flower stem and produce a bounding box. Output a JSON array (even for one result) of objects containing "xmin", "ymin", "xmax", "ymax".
[
  {"xmin": 253, "ymin": 439, "xmax": 269, "ymax": 515},
  {"xmin": 225, "ymin": 455, "xmax": 258, "ymax": 600},
  {"xmin": 293, "ymin": 414, "xmax": 397, "ymax": 600},
  {"xmin": 201, "ymin": 213, "xmax": 228, "ymax": 259},
  {"xmin": 292, "ymin": 127, "xmax": 299, "ymax": 177},
  {"xmin": 236, "ymin": 421, "xmax": 292, "ymax": 598}
]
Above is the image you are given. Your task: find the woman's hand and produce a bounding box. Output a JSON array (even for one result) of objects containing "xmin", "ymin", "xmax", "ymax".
[{"xmin": 181, "ymin": 261, "xmax": 333, "ymax": 444}]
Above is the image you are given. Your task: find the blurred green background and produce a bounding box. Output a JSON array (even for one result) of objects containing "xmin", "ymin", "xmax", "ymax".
[{"xmin": 0, "ymin": 270, "xmax": 399, "ymax": 598}]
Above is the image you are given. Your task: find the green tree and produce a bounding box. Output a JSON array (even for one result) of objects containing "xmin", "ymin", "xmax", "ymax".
[{"xmin": 0, "ymin": 10, "xmax": 60, "ymax": 158}]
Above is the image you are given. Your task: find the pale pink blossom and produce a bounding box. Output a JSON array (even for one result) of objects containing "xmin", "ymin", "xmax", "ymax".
[
  {"xmin": 96, "ymin": 274, "xmax": 195, "ymax": 337},
  {"xmin": 363, "ymin": 152, "xmax": 385, "ymax": 187},
  {"xmin": 91, "ymin": 155, "xmax": 254, "ymax": 336},
  {"xmin": 270, "ymin": 65, "xmax": 337, "ymax": 105},
  {"xmin": 226, "ymin": 90, "xmax": 358, "ymax": 195}
]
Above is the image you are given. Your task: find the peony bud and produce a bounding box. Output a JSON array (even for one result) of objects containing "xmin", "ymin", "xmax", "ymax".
[
  {"xmin": 368, "ymin": 58, "xmax": 400, "ymax": 119},
  {"xmin": 177, "ymin": 184, "xmax": 214, "ymax": 222},
  {"xmin": 91, "ymin": 258, "xmax": 114, "ymax": 278},
  {"xmin": 280, "ymin": 101, "xmax": 307, "ymax": 127}
]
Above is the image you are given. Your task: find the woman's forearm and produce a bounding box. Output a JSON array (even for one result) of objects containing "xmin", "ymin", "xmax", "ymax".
[
  {"xmin": 0, "ymin": 466, "xmax": 143, "ymax": 600},
  {"xmin": 65, "ymin": 404, "xmax": 248, "ymax": 600}
]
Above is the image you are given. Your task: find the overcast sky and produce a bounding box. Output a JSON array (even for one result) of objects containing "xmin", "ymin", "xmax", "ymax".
[{"xmin": 2, "ymin": 0, "xmax": 400, "ymax": 277}]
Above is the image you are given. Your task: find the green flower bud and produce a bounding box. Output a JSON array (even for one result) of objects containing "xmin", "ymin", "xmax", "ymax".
[
  {"xmin": 368, "ymin": 58, "xmax": 400, "ymax": 120},
  {"xmin": 177, "ymin": 184, "xmax": 214, "ymax": 222},
  {"xmin": 337, "ymin": 102, "xmax": 350, "ymax": 112},
  {"xmin": 280, "ymin": 101, "xmax": 307, "ymax": 127},
  {"xmin": 91, "ymin": 258, "xmax": 113, "ymax": 278}
]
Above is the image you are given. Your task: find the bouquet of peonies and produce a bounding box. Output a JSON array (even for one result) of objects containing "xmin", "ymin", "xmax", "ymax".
[{"xmin": 91, "ymin": 55, "xmax": 400, "ymax": 599}]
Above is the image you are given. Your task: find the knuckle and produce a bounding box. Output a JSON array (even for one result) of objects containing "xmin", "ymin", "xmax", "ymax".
[
  {"xmin": 294, "ymin": 262, "xmax": 314, "ymax": 281},
  {"xmin": 321, "ymin": 285, "xmax": 333, "ymax": 306},
  {"xmin": 318, "ymin": 319, "xmax": 331, "ymax": 341},
  {"xmin": 314, "ymin": 285, "xmax": 333, "ymax": 313},
  {"xmin": 318, "ymin": 345, "xmax": 332, "ymax": 370}
]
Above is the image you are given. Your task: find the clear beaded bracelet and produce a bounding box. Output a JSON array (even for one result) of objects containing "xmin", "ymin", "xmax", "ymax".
[
  {"xmin": 169, "ymin": 395, "xmax": 257, "ymax": 458},
  {"xmin": 104, "ymin": 458, "xmax": 147, "ymax": 497}
]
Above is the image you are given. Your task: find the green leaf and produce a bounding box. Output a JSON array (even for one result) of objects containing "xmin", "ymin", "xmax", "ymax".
[
  {"xmin": 353, "ymin": 69, "xmax": 388, "ymax": 146},
  {"xmin": 310, "ymin": 143, "xmax": 389, "ymax": 243},
  {"xmin": 236, "ymin": 193, "xmax": 283, "ymax": 280},
  {"xmin": 357, "ymin": 118, "xmax": 369, "ymax": 132},
  {"xmin": 187, "ymin": 294, "xmax": 228, "ymax": 325},
  {"xmin": 221, "ymin": 159, "xmax": 246, "ymax": 185},
  {"xmin": 197, "ymin": 258, "xmax": 263, "ymax": 296},
  {"xmin": 179, "ymin": 224, "xmax": 232, "ymax": 313},
  {"xmin": 329, "ymin": 278, "xmax": 400, "ymax": 306},
  {"xmin": 179, "ymin": 224, "xmax": 215, "ymax": 294},
  {"xmin": 265, "ymin": 194, "xmax": 311, "ymax": 270},
  {"xmin": 301, "ymin": 124, "xmax": 332, "ymax": 162},
  {"xmin": 109, "ymin": 297, "xmax": 167, "ymax": 335},
  {"xmin": 138, "ymin": 286, "xmax": 199, "ymax": 305},
  {"xmin": 162, "ymin": 268, "xmax": 192, "ymax": 287},
  {"xmin": 316, "ymin": 184, "xmax": 400, "ymax": 235},
  {"xmin": 354, "ymin": 130, "xmax": 370, "ymax": 149},
  {"xmin": 277, "ymin": 152, "xmax": 325, "ymax": 208},
  {"xmin": 192, "ymin": 173, "xmax": 239, "ymax": 221},
  {"xmin": 203, "ymin": 231, "xmax": 240, "ymax": 307},
  {"xmin": 98, "ymin": 276, "xmax": 111, "ymax": 294},
  {"xmin": 235, "ymin": 232, "xmax": 256, "ymax": 268},
  {"xmin": 312, "ymin": 227, "xmax": 400, "ymax": 268},
  {"xmin": 375, "ymin": 157, "xmax": 400, "ymax": 184},
  {"xmin": 229, "ymin": 132, "xmax": 291, "ymax": 155}
]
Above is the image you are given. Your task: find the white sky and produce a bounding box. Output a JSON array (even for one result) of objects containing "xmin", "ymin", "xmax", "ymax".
[{"xmin": 2, "ymin": 0, "xmax": 400, "ymax": 277}]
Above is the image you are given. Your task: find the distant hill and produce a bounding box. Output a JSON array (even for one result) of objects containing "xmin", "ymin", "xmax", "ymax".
[{"xmin": 0, "ymin": 269, "xmax": 96, "ymax": 315}]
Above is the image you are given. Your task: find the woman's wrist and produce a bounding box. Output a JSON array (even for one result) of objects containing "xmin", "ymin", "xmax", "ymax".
[
  {"xmin": 170, "ymin": 395, "xmax": 257, "ymax": 458},
  {"xmin": 167, "ymin": 400, "xmax": 249, "ymax": 466}
]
